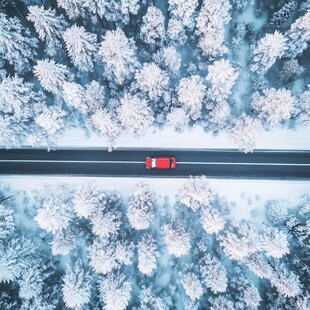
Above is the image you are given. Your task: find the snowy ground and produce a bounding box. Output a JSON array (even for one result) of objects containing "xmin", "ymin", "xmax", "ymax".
[
  {"xmin": 55, "ymin": 126, "xmax": 310, "ymax": 150},
  {"xmin": 3, "ymin": 176, "xmax": 309, "ymax": 224}
]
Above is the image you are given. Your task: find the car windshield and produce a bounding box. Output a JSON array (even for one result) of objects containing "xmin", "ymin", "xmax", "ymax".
[{"xmin": 151, "ymin": 158, "xmax": 156, "ymax": 168}]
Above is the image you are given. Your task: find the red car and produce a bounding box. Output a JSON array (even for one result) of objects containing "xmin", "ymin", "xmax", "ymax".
[{"xmin": 145, "ymin": 156, "xmax": 176, "ymax": 169}]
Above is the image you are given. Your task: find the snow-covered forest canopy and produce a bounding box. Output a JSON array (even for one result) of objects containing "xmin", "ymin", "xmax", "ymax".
[
  {"xmin": 0, "ymin": 178, "xmax": 309, "ymax": 309},
  {"xmin": 0, "ymin": 0, "xmax": 309, "ymax": 152}
]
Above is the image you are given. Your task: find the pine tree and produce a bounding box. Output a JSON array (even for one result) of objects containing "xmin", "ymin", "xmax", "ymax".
[
  {"xmin": 137, "ymin": 234, "xmax": 158, "ymax": 275},
  {"xmin": 62, "ymin": 261, "xmax": 91, "ymax": 308},
  {"xmin": 117, "ymin": 93, "xmax": 154, "ymax": 137},
  {"xmin": 166, "ymin": 107, "xmax": 189, "ymax": 132},
  {"xmin": 91, "ymin": 109, "xmax": 121, "ymax": 152},
  {"xmin": 177, "ymin": 75, "xmax": 206, "ymax": 120},
  {"xmin": 181, "ymin": 272, "xmax": 203, "ymax": 301},
  {"xmin": 33, "ymin": 59, "xmax": 70, "ymax": 94},
  {"xmin": 218, "ymin": 221, "xmax": 260, "ymax": 261},
  {"xmin": 63, "ymin": 25, "xmax": 98, "ymax": 71},
  {"xmin": 127, "ymin": 182, "xmax": 155, "ymax": 230},
  {"xmin": 140, "ymin": 6, "xmax": 165, "ymax": 46},
  {"xmin": 179, "ymin": 176, "xmax": 212, "ymax": 212},
  {"xmin": 168, "ymin": 0, "xmax": 198, "ymax": 29},
  {"xmin": 0, "ymin": 13, "xmax": 38, "ymax": 73},
  {"xmin": 200, "ymin": 207, "xmax": 225, "ymax": 234},
  {"xmin": 57, "ymin": 0, "xmax": 85, "ymax": 19},
  {"xmin": 251, "ymin": 88, "xmax": 294, "ymax": 127},
  {"xmin": 62, "ymin": 81, "xmax": 88, "ymax": 114},
  {"xmin": 72, "ymin": 183, "xmax": 104, "ymax": 219},
  {"xmin": 230, "ymin": 113, "xmax": 263, "ymax": 153},
  {"xmin": 85, "ymin": 81, "xmax": 105, "ymax": 112},
  {"xmin": 162, "ymin": 221, "xmax": 191, "ymax": 257},
  {"xmin": 0, "ymin": 75, "xmax": 44, "ymax": 120},
  {"xmin": 98, "ymin": 28, "xmax": 138, "ymax": 84},
  {"xmin": 99, "ymin": 272, "xmax": 132, "ymax": 310},
  {"xmin": 206, "ymin": 59, "xmax": 238, "ymax": 103},
  {"xmin": 135, "ymin": 62, "xmax": 169, "ymax": 101},
  {"xmin": 27, "ymin": 5, "xmax": 68, "ymax": 56},
  {"xmin": 195, "ymin": 0, "xmax": 231, "ymax": 58},
  {"xmin": 0, "ymin": 204, "xmax": 14, "ymax": 242},
  {"xmin": 35, "ymin": 195, "xmax": 74, "ymax": 233},
  {"xmin": 200, "ymin": 254, "xmax": 228, "ymax": 293},
  {"xmin": 251, "ymin": 31, "xmax": 287, "ymax": 74}
]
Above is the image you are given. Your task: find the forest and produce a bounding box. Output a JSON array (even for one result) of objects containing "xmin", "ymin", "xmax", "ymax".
[
  {"xmin": 0, "ymin": 178, "xmax": 309, "ymax": 309},
  {"xmin": 0, "ymin": 0, "xmax": 309, "ymax": 151}
]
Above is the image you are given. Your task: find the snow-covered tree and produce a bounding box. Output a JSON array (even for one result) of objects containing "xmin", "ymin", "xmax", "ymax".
[
  {"xmin": 162, "ymin": 221, "xmax": 191, "ymax": 257},
  {"xmin": 63, "ymin": 25, "xmax": 98, "ymax": 71},
  {"xmin": 208, "ymin": 102, "xmax": 231, "ymax": 130},
  {"xmin": 0, "ymin": 204, "xmax": 14, "ymax": 241},
  {"xmin": 251, "ymin": 31, "xmax": 287, "ymax": 74},
  {"xmin": 209, "ymin": 295, "xmax": 235, "ymax": 310},
  {"xmin": 62, "ymin": 82, "xmax": 88, "ymax": 114},
  {"xmin": 98, "ymin": 28, "xmax": 138, "ymax": 84},
  {"xmin": 260, "ymin": 227, "xmax": 289, "ymax": 259},
  {"xmin": 51, "ymin": 227, "xmax": 78, "ymax": 256},
  {"xmin": 168, "ymin": 0, "xmax": 198, "ymax": 29},
  {"xmin": 230, "ymin": 113, "xmax": 263, "ymax": 153},
  {"xmin": 139, "ymin": 285, "xmax": 168, "ymax": 310},
  {"xmin": 206, "ymin": 59, "xmax": 238, "ymax": 103},
  {"xmin": 153, "ymin": 46, "xmax": 181, "ymax": 75},
  {"xmin": 270, "ymin": 264, "xmax": 301, "ymax": 297},
  {"xmin": 127, "ymin": 182, "xmax": 155, "ymax": 230},
  {"xmin": 0, "ymin": 75, "xmax": 44, "ymax": 120},
  {"xmin": 33, "ymin": 59, "xmax": 70, "ymax": 94},
  {"xmin": 179, "ymin": 176, "xmax": 212, "ymax": 212},
  {"xmin": 0, "ymin": 115, "xmax": 27, "ymax": 148},
  {"xmin": 166, "ymin": 107, "xmax": 189, "ymax": 132},
  {"xmin": 57, "ymin": 0, "xmax": 84, "ymax": 19},
  {"xmin": 201, "ymin": 207, "xmax": 225, "ymax": 234},
  {"xmin": 167, "ymin": 18, "xmax": 187, "ymax": 44},
  {"xmin": 0, "ymin": 238, "xmax": 36, "ymax": 283},
  {"xmin": 35, "ymin": 105, "xmax": 66, "ymax": 138},
  {"xmin": 35, "ymin": 195, "xmax": 74, "ymax": 233},
  {"xmin": 62, "ymin": 261, "xmax": 91, "ymax": 309},
  {"xmin": 270, "ymin": 1, "xmax": 297, "ymax": 28},
  {"xmin": 295, "ymin": 86, "xmax": 310, "ymax": 127},
  {"xmin": 137, "ymin": 234, "xmax": 158, "ymax": 275},
  {"xmin": 135, "ymin": 63, "xmax": 169, "ymax": 101},
  {"xmin": 90, "ymin": 209, "xmax": 122, "ymax": 239},
  {"xmin": 85, "ymin": 81, "xmax": 105, "ymax": 112},
  {"xmin": 218, "ymin": 221, "xmax": 260, "ymax": 261},
  {"xmin": 140, "ymin": 6, "xmax": 165, "ymax": 46},
  {"xmin": 181, "ymin": 272, "xmax": 203, "ymax": 301},
  {"xmin": 72, "ymin": 184, "xmax": 103, "ymax": 218},
  {"xmin": 195, "ymin": 0, "xmax": 231, "ymax": 58},
  {"xmin": 99, "ymin": 272, "xmax": 132, "ymax": 310},
  {"xmin": 200, "ymin": 254, "xmax": 228, "ymax": 293},
  {"xmin": 265, "ymin": 200, "xmax": 288, "ymax": 225},
  {"xmin": 117, "ymin": 93, "xmax": 154, "ymax": 137},
  {"xmin": 83, "ymin": 0, "xmax": 139, "ymax": 24},
  {"xmin": 27, "ymin": 5, "xmax": 68, "ymax": 56},
  {"xmin": 279, "ymin": 59, "xmax": 304, "ymax": 82},
  {"xmin": 18, "ymin": 262, "xmax": 47, "ymax": 300},
  {"xmin": 285, "ymin": 10, "xmax": 310, "ymax": 57},
  {"xmin": 251, "ymin": 88, "xmax": 294, "ymax": 127},
  {"xmin": 177, "ymin": 75, "xmax": 206, "ymax": 120},
  {"xmin": 91, "ymin": 109, "xmax": 121, "ymax": 151},
  {"xmin": 0, "ymin": 13, "xmax": 38, "ymax": 73},
  {"xmin": 244, "ymin": 253, "xmax": 274, "ymax": 280},
  {"xmin": 89, "ymin": 239, "xmax": 133, "ymax": 275}
]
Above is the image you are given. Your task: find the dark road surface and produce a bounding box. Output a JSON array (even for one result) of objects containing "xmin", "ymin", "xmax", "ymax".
[{"xmin": 0, "ymin": 148, "xmax": 310, "ymax": 179}]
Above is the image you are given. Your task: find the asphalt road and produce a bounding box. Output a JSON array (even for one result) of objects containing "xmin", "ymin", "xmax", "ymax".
[{"xmin": 0, "ymin": 148, "xmax": 309, "ymax": 179}]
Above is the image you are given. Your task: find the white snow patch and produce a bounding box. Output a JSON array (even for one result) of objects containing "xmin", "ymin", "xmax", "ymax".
[{"xmin": 55, "ymin": 126, "xmax": 310, "ymax": 150}]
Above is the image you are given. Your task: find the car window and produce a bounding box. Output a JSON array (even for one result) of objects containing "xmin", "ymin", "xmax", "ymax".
[
  {"xmin": 151, "ymin": 158, "xmax": 156, "ymax": 168},
  {"xmin": 170, "ymin": 159, "xmax": 174, "ymax": 167}
]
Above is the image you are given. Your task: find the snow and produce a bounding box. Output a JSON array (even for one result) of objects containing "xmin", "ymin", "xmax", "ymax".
[
  {"xmin": 2, "ymin": 176, "xmax": 309, "ymax": 225},
  {"xmin": 55, "ymin": 125, "xmax": 310, "ymax": 150}
]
